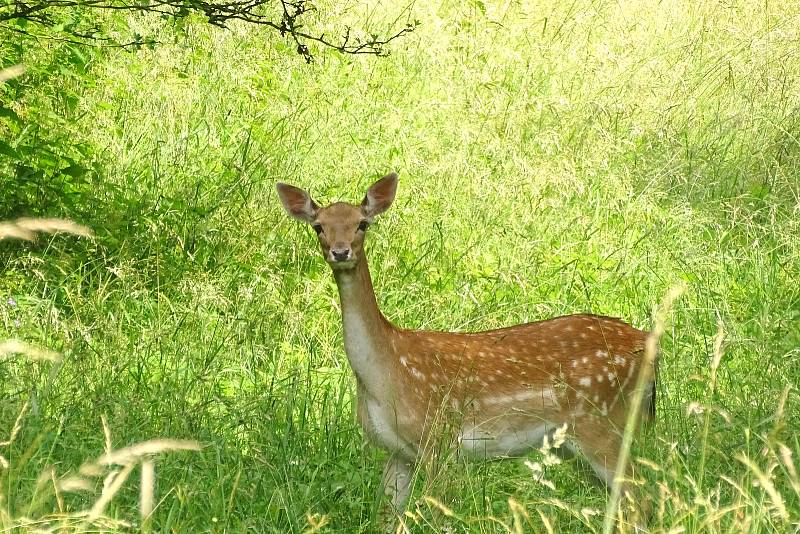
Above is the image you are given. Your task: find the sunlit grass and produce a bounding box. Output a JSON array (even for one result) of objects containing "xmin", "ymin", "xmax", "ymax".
[{"xmin": 1, "ymin": 0, "xmax": 799, "ymax": 531}]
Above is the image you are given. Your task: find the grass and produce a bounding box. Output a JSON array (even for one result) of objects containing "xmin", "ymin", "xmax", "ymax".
[{"xmin": 1, "ymin": 0, "xmax": 800, "ymax": 531}]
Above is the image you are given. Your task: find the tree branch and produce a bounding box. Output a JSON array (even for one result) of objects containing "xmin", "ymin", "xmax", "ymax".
[{"xmin": 0, "ymin": 0, "xmax": 417, "ymax": 61}]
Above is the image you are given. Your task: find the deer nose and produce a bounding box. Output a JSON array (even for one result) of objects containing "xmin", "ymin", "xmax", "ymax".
[{"xmin": 331, "ymin": 248, "xmax": 351, "ymax": 262}]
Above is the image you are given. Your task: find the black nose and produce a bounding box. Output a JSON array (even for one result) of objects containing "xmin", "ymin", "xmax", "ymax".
[{"xmin": 332, "ymin": 249, "xmax": 351, "ymax": 262}]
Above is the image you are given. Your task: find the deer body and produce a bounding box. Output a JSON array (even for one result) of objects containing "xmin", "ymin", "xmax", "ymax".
[{"xmin": 277, "ymin": 173, "xmax": 654, "ymax": 513}]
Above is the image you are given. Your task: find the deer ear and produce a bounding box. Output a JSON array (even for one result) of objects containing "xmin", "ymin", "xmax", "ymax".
[
  {"xmin": 276, "ymin": 183, "xmax": 319, "ymax": 223},
  {"xmin": 361, "ymin": 172, "xmax": 398, "ymax": 218}
]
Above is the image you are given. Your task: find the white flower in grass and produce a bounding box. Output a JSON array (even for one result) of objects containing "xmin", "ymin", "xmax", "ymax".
[
  {"xmin": 524, "ymin": 460, "xmax": 556, "ymax": 491},
  {"xmin": 552, "ymin": 423, "xmax": 567, "ymax": 448},
  {"xmin": 538, "ymin": 423, "xmax": 567, "ymax": 467}
]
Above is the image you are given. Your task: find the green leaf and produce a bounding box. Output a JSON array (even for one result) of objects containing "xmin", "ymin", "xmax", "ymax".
[
  {"xmin": 68, "ymin": 46, "xmax": 88, "ymax": 70},
  {"xmin": 60, "ymin": 164, "xmax": 89, "ymax": 178},
  {"xmin": 0, "ymin": 106, "xmax": 21, "ymax": 124},
  {"xmin": 0, "ymin": 140, "xmax": 20, "ymax": 160}
]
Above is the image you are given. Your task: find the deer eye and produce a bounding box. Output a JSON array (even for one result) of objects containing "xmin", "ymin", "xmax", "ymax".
[
  {"xmin": 357, "ymin": 220, "xmax": 369, "ymax": 232},
  {"xmin": 312, "ymin": 224, "xmax": 323, "ymax": 235}
]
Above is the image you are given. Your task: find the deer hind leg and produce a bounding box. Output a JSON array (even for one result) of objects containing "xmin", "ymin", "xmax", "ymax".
[
  {"xmin": 571, "ymin": 426, "xmax": 651, "ymax": 532},
  {"xmin": 381, "ymin": 455, "xmax": 414, "ymax": 511}
]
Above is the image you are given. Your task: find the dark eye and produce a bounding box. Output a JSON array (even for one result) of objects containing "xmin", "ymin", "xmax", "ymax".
[
  {"xmin": 312, "ymin": 224, "xmax": 323, "ymax": 235},
  {"xmin": 357, "ymin": 220, "xmax": 369, "ymax": 232}
]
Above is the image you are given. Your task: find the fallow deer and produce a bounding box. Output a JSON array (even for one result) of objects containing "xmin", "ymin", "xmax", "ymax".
[{"xmin": 276, "ymin": 172, "xmax": 655, "ymax": 524}]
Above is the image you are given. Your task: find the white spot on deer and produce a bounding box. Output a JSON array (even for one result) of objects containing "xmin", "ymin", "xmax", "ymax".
[
  {"xmin": 582, "ymin": 356, "xmax": 589, "ymax": 364},
  {"xmin": 579, "ymin": 377, "xmax": 592, "ymax": 387},
  {"xmin": 596, "ymin": 374, "xmax": 604, "ymax": 383},
  {"xmin": 592, "ymin": 394, "xmax": 600, "ymax": 403},
  {"xmin": 614, "ymin": 355, "xmax": 626, "ymax": 365},
  {"xmin": 484, "ymin": 395, "xmax": 512, "ymax": 406},
  {"xmin": 488, "ymin": 389, "xmax": 555, "ymax": 407},
  {"xmin": 571, "ymin": 360, "xmax": 579, "ymax": 368},
  {"xmin": 400, "ymin": 356, "xmax": 409, "ymax": 367},
  {"xmin": 607, "ymin": 371, "xmax": 616, "ymax": 381},
  {"xmin": 596, "ymin": 350, "xmax": 608, "ymax": 359}
]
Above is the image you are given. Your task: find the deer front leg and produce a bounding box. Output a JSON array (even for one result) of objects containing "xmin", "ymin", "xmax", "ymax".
[{"xmin": 381, "ymin": 455, "xmax": 414, "ymax": 511}]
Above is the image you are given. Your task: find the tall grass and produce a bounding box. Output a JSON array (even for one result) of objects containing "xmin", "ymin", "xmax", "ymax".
[
  {"xmin": 0, "ymin": 219, "xmax": 201, "ymax": 531},
  {"xmin": 1, "ymin": 0, "xmax": 799, "ymax": 531}
]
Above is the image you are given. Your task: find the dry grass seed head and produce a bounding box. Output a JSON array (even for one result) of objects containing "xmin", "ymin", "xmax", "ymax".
[
  {"xmin": 508, "ymin": 497, "xmax": 530, "ymax": 534},
  {"xmin": 423, "ymin": 496, "xmax": 455, "ymax": 517},
  {"xmin": 0, "ymin": 64, "xmax": 25, "ymax": 83},
  {"xmin": 87, "ymin": 463, "xmax": 136, "ymax": 521},
  {"xmin": 602, "ymin": 282, "xmax": 686, "ymax": 534},
  {"xmin": 140, "ymin": 459, "xmax": 155, "ymax": 523},
  {"xmin": 0, "ymin": 218, "xmax": 93, "ymax": 241},
  {"xmin": 777, "ymin": 443, "xmax": 800, "ymax": 494},
  {"xmin": 93, "ymin": 439, "xmax": 201, "ymax": 467},
  {"xmin": 735, "ymin": 453, "xmax": 789, "ymax": 522},
  {"xmin": 0, "ymin": 401, "xmax": 30, "ymax": 447},
  {"xmin": 303, "ymin": 513, "xmax": 330, "ymax": 534},
  {"xmin": 59, "ymin": 476, "xmax": 94, "ymax": 492},
  {"xmin": 0, "ymin": 340, "xmax": 60, "ymax": 362}
]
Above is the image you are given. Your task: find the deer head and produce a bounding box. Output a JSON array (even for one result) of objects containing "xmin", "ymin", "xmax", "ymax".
[{"xmin": 276, "ymin": 172, "xmax": 398, "ymax": 269}]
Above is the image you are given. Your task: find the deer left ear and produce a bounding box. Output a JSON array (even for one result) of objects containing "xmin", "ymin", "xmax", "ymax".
[{"xmin": 362, "ymin": 172, "xmax": 398, "ymax": 218}]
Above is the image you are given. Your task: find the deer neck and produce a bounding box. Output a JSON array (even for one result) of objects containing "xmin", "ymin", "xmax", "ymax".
[{"xmin": 332, "ymin": 257, "xmax": 395, "ymax": 396}]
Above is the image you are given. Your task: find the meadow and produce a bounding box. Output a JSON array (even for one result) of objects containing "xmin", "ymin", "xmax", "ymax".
[{"xmin": 1, "ymin": 0, "xmax": 800, "ymax": 531}]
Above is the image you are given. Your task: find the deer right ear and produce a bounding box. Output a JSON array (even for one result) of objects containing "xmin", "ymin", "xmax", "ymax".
[{"xmin": 276, "ymin": 183, "xmax": 319, "ymax": 223}]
